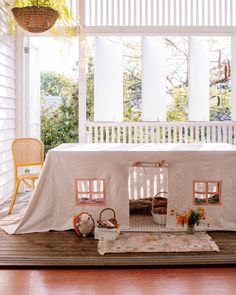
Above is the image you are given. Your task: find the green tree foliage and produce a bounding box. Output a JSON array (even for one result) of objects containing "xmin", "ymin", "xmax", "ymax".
[
  {"xmin": 167, "ymin": 87, "xmax": 188, "ymax": 121},
  {"xmin": 41, "ymin": 72, "xmax": 79, "ymax": 154}
]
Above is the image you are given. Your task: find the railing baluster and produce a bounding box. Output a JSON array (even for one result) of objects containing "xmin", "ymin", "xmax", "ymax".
[
  {"xmin": 168, "ymin": 126, "xmax": 171, "ymax": 143},
  {"xmin": 128, "ymin": 125, "xmax": 132, "ymax": 143},
  {"xmin": 162, "ymin": 0, "xmax": 166, "ymax": 26},
  {"xmin": 161, "ymin": 125, "xmax": 166, "ymax": 143},
  {"xmin": 94, "ymin": 0, "xmax": 98, "ymax": 25},
  {"xmin": 134, "ymin": 125, "xmax": 138, "ymax": 143},
  {"xmin": 157, "ymin": 0, "xmax": 160, "ymax": 26},
  {"xmin": 230, "ymin": 0, "xmax": 233, "ymax": 26},
  {"xmin": 217, "ymin": 125, "xmax": 221, "ymax": 143},
  {"xmin": 134, "ymin": 0, "xmax": 137, "ymax": 26},
  {"xmin": 100, "ymin": 125, "xmax": 104, "ymax": 143},
  {"xmin": 195, "ymin": 125, "xmax": 199, "ymax": 143},
  {"xmin": 94, "ymin": 125, "xmax": 98, "ymax": 143},
  {"xmin": 229, "ymin": 125, "xmax": 233, "ymax": 144},
  {"xmin": 111, "ymin": 0, "xmax": 115, "ymax": 25},
  {"xmin": 206, "ymin": 125, "xmax": 210, "ymax": 143},
  {"xmin": 139, "ymin": 0, "xmax": 143, "ymax": 26},
  {"xmin": 212, "ymin": 125, "xmax": 216, "ymax": 143},
  {"xmin": 196, "ymin": 0, "xmax": 199, "ymax": 25},
  {"xmin": 185, "ymin": 0, "xmax": 188, "ymax": 26},
  {"xmin": 179, "ymin": 125, "xmax": 183, "ymax": 143},
  {"xmin": 117, "ymin": 126, "xmax": 121, "ymax": 143},
  {"xmin": 179, "ymin": 0, "xmax": 183, "ymax": 26},
  {"xmin": 111, "ymin": 126, "xmax": 115, "ymax": 143},
  {"xmin": 122, "ymin": 125, "xmax": 126, "ymax": 143},
  {"xmin": 231, "ymin": 125, "xmax": 236, "ymax": 144},
  {"xmin": 106, "ymin": 126, "xmax": 109, "ymax": 143},
  {"xmin": 156, "ymin": 126, "xmax": 160, "ymax": 143},
  {"xmin": 151, "ymin": 0, "xmax": 154, "ymax": 25},
  {"xmin": 202, "ymin": 0, "xmax": 205, "ymax": 26},
  {"xmin": 150, "ymin": 126, "xmax": 154, "ymax": 143},
  {"xmin": 140, "ymin": 126, "xmax": 143, "ymax": 143},
  {"xmin": 200, "ymin": 125, "xmax": 204, "ymax": 143},
  {"xmin": 208, "ymin": 0, "xmax": 211, "ymax": 26},
  {"xmin": 223, "ymin": 125, "xmax": 227, "ymax": 143},
  {"xmin": 100, "ymin": 0, "xmax": 104, "ymax": 25},
  {"xmin": 219, "ymin": 0, "xmax": 223, "ymax": 26},
  {"xmin": 173, "ymin": 125, "xmax": 177, "ymax": 143},
  {"xmin": 145, "ymin": 126, "xmax": 149, "ymax": 143},
  {"xmin": 145, "ymin": 0, "xmax": 149, "ymax": 25},
  {"xmin": 104, "ymin": 0, "xmax": 108, "ymax": 25},
  {"xmin": 190, "ymin": 0, "xmax": 195, "ymax": 26},
  {"xmin": 190, "ymin": 125, "xmax": 194, "ymax": 143},
  {"xmin": 184, "ymin": 125, "xmax": 188, "ymax": 143},
  {"xmin": 127, "ymin": 0, "xmax": 131, "ymax": 26},
  {"xmin": 87, "ymin": 124, "xmax": 92, "ymax": 143},
  {"xmin": 117, "ymin": 0, "xmax": 121, "ymax": 25}
]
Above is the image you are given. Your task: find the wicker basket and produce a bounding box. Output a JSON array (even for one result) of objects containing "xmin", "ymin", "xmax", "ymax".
[
  {"xmin": 95, "ymin": 208, "xmax": 120, "ymax": 240},
  {"xmin": 151, "ymin": 192, "xmax": 168, "ymax": 225},
  {"xmin": 12, "ymin": 6, "xmax": 59, "ymax": 33},
  {"xmin": 97, "ymin": 208, "xmax": 119, "ymax": 229}
]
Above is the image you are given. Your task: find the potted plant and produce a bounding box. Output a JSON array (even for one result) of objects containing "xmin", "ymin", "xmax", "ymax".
[
  {"xmin": 4, "ymin": 0, "xmax": 75, "ymax": 34},
  {"xmin": 171, "ymin": 207, "xmax": 207, "ymax": 234}
]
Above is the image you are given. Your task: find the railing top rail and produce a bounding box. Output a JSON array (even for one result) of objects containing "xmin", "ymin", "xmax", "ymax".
[{"xmin": 86, "ymin": 121, "xmax": 236, "ymax": 127}]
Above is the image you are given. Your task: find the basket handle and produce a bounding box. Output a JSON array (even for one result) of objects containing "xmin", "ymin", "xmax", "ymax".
[
  {"xmin": 99, "ymin": 207, "xmax": 116, "ymax": 220},
  {"xmin": 152, "ymin": 192, "xmax": 168, "ymax": 211}
]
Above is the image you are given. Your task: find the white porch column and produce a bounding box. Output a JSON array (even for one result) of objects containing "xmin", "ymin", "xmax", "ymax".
[
  {"xmin": 78, "ymin": 0, "xmax": 87, "ymax": 143},
  {"xmin": 231, "ymin": 36, "xmax": 236, "ymax": 120},
  {"xmin": 94, "ymin": 37, "xmax": 123, "ymax": 121},
  {"xmin": 142, "ymin": 37, "xmax": 166, "ymax": 121},
  {"xmin": 188, "ymin": 37, "xmax": 209, "ymax": 121},
  {"xmin": 15, "ymin": 32, "xmax": 27, "ymax": 138}
]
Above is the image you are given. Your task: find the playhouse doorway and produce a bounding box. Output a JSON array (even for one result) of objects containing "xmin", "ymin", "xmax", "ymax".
[{"xmin": 128, "ymin": 161, "xmax": 168, "ymax": 231}]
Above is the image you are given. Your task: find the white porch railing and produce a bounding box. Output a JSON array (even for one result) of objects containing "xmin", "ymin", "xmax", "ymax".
[
  {"xmin": 85, "ymin": 0, "xmax": 236, "ymax": 27},
  {"xmin": 86, "ymin": 121, "xmax": 236, "ymax": 145}
]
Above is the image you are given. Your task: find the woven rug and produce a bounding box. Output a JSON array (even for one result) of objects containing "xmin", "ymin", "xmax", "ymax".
[{"xmin": 98, "ymin": 232, "xmax": 220, "ymax": 255}]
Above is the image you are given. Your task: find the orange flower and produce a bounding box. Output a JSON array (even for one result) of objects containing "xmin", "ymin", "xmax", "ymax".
[{"xmin": 172, "ymin": 207, "xmax": 206, "ymax": 228}]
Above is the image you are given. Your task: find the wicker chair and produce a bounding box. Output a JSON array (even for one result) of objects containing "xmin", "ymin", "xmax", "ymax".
[{"xmin": 8, "ymin": 138, "xmax": 44, "ymax": 214}]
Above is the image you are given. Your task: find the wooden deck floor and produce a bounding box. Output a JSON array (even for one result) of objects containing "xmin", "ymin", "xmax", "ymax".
[{"xmin": 1, "ymin": 230, "xmax": 236, "ymax": 267}]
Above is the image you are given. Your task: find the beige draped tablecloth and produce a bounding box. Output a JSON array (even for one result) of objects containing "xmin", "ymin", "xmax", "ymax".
[{"xmin": 2, "ymin": 143, "xmax": 236, "ymax": 234}]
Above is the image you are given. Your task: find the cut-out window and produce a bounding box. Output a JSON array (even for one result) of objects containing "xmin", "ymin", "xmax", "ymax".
[
  {"xmin": 193, "ymin": 181, "xmax": 221, "ymax": 205},
  {"xmin": 75, "ymin": 179, "xmax": 106, "ymax": 206}
]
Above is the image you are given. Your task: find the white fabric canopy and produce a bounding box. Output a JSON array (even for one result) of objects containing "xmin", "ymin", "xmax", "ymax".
[{"xmin": 2, "ymin": 143, "xmax": 236, "ymax": 234}]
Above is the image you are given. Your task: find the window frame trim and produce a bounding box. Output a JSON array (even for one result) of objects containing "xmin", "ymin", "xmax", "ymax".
[
  {"xmin": 75, "ymin": 178, "xmax": 106, "ymax": 206},
  {"xmin": 193, "ymin": 180, "xmax": 222, "ymax": 206}
]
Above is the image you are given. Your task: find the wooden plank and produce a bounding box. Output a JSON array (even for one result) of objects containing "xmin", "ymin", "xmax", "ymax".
[
  {"xmin": 0, "ymin": 86, "xmax": 16, "ymax": 99},
  {"xmin": 0, "ymin": 230, "xmax": 235, "ymax": 266},
  {"xmin": 0, "ymin": 64, "xmax": 15, "ymax": 79},
  {"xmin": 0, "ymin": 129, "xmax": 15, "ymax": 141},
  {"xmin": 0, "ymin": 43, "xmax": 15, "ymax": 60},
  {"xmin": 0, "ymin": 75, "xmax": 16, "ymax": 89},
  {"xmin": 0, "ymin": 55, "xmax": 15, "ymax": 71},
  {"xmin": 0, "ymin": 118, "xmax": 15, "ymax": 130}
]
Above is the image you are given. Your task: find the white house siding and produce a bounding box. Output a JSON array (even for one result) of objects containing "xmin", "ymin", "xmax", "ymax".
[{"xmin": 0, "ymin": 7, "xmax": 16, "ymax": 202}]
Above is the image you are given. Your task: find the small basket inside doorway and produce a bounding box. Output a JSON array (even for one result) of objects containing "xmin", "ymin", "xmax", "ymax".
[{"xmin": 151, "ymin": 192, "xmax": 168, "ymax": 225}]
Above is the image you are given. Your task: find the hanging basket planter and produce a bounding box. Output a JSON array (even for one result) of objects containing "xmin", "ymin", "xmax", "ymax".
[{"xmin": 11, "ymin": 6, "xmax": 59, "ymax": 33}]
